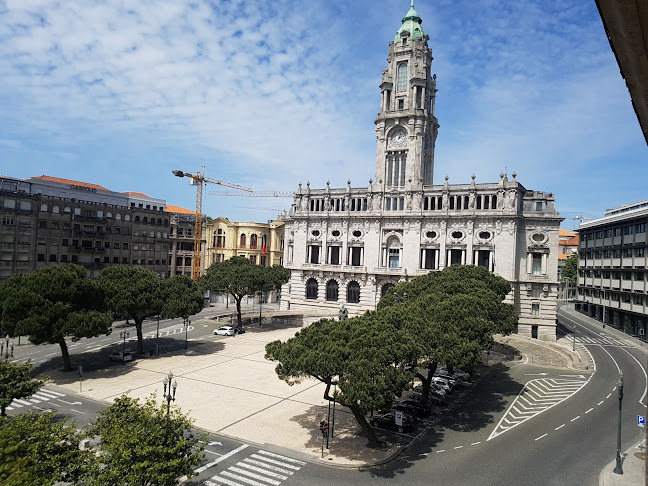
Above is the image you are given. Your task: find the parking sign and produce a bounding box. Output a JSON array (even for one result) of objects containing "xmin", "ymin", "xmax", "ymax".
[
  {"xmin": 395, "ymin": 411, "xmax": 403, "ymax": 426},
  {"xmin": 638, "ymin": 416, "xmax": 645, "ymax": 426}
]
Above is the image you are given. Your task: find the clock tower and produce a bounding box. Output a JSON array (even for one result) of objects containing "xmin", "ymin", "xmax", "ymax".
[{"xmin": 375, "ymin": 1, "xmax": 439, "ymax": 192}]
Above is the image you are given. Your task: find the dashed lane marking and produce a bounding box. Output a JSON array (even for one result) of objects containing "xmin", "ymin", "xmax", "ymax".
[{"xmin": 535, "ymin": 433, "xmax": 548, "ymax": 441}]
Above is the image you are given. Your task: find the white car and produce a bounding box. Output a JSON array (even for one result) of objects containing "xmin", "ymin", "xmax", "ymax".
[
  {"xmin": 431, "ymin": 377, "xmax": 453, "ymax": 392},
  {"xmin": 109, "ymin": 351, "xmax": 133, "ymax": 362},
  {"xmin": 214, "ymin": 326, "xmax": 235, "ymax": 336}
]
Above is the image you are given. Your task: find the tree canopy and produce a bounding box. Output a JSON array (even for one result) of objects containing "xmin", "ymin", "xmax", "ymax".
[
  {"xmin": 266, "ymin": 265, "xmax": 518, "ymax": 445},
  {"xmin": 99, "ymin": 268, "xmax": 204, "ymax": 354},
  {"xmin": 85, "ymin": 394, "xmax": 205, "ymax": 486},
  {"xmin": 0, "ymin": 265, "xmax": 112, "ymax": 371},
  {"xmin": 200, "ymin": 257, "xmax": 290, "ymax": 328},
  {"xmin": 0, "ymin": 411, "xmax": 93, "ymax": 486},
  {"xmin": 561, "ymin": 254, "xmax": 578, "ymax": 284},
  {"xmin": 0, "ymin": 360, "xmax": 47, "ymax": 417}
]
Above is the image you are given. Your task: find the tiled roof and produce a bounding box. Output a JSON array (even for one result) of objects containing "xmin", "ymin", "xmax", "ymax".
[
  {"xmin": 123, "ymin": 191, "xmax": 151, "ymax": 198},
  {"xmin": 559, "ymin": 236, "xmax": 580, "ymax": 246},
  {"xmin": 559, "ymin": 228, "xmax": 576, "ymax": 237},
  {"xmin": 32, "ymin": 175, "xmax": 109, "ymax": 191},
  {"xmin": 166, "ymin": 204, "xmax": 195, "ymax": 215}
]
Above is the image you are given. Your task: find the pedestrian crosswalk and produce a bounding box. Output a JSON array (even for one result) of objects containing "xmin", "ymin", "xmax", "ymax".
[
  {"xmin": 5, "ymin": 388, "xmax": 66, "ymax": 411},
  {"xmin": 576, "ymin": 335, "xmax": 631, "ymax": 346},
  {"xmin": 488, "ymin": 377, "xmax": 589, "ymax": 441},
  {"xmin": 204, "ymin": 450, "xmax": 306, "ymax": 486}
]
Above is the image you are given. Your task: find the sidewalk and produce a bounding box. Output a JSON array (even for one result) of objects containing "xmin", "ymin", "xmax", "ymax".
[{"xmin": 599, "ymin": 440, "xmax": 647, "ymax": 486}]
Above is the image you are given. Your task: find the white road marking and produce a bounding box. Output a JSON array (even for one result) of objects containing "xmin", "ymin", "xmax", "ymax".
[
  {"xmin": 227, "ymin": 466, "xmax": 281, "ymax": 485},
  {"xmin": 221, "ymin": 470, "xmax": 277, "ymax": 486},
  {"xmin": 585, "ymin": 408, "xmax": 593, "ymax": 414},
  {"xmin": 555, "ymin": 424, "xmax": 565, "ymax": 430},
  {"xmin": 256, "ymin": 450, "xmax": 306, "ymax": 466},
  {"xmin": 71, "ymin": 409, "xmax": 85, "ymax": 414},
  {"xmin": 204, "ymin": 449, "xmax": 222, "ymax": 455},
  {"xmin": 182, "ymin": 444, "xmax": 248, "ymax": 479},
  {"xmin": 607, "ymin": 393, "xmax": 612, "ymax": 399},
  {"xmin": 488, "ymin": 377, "xmax": 588, "ymax": 441},
  {"xmin": 535, "ymin": 433, "xmax": 548, "ymax": 441},
  {"xmin": 243, "ymin": 459, "xmax": 294, "ymax": 476},
  {"xmin": 436, "ymin": 450, "xmax": 445, "ymax": 453},
  {"xmin": 571, "ymin": 416, "xmax": 580, "ymax": 422},
  {"xmin": 598, "ymin": 345, "xmax": 622, "ymax": 374},
  {"xmin": 621, "ymin": 347, "xmax": 648, "ymax": 405},
  {"xmin": 598, "ymin": 401, "xmax": 604, "ymax": 406},
  {"xmin": 454, "ymin": 446, "xmax": 463, "ymax": 449},
  {"xmin": 471, "ymin": 442, "xmax": 481, "ymax": 446},
  {"xmin": 235, "ymin": 462, "xmax": 288, "ymax": 481}
]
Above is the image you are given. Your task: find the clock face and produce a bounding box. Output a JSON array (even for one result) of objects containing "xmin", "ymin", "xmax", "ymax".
[{"xmin": 391, "ymin": 130, "xmax": 406, "ymax": 147}]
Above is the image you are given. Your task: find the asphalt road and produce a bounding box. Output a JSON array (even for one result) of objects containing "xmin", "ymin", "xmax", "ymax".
[{"xmin": 7, "ymin": 304, "xmax": 647, "ymax": 486}]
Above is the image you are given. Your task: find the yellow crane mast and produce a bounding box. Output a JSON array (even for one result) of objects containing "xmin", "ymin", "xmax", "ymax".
[{"xmin": 172, "ymin": 166, "xmax": 253, "ymax": 280}]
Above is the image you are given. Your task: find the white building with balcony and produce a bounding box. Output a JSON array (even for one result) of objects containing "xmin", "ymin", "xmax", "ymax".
[{"xmin": 280, "ymin": 2, "xmax": 562, "ymax": 340}]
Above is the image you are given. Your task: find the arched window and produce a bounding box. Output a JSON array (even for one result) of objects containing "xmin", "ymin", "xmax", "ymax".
[
  {"xmin": 326, "ymin": 280, "xmax": 339, "ymax": 301},
  {"xmin": 240, "ymin": 234, "xmax": 246, "ymax": 248},
  {"xmin": 250, "ymin": 234, "xmax": 258, "ymax": 249},
  {"xmin": 347, "ymin": 281, "xmax": 360, "ymax": 303},
  {"xmin": 142, "ymin": 217, "xmax": 147, "ymax": 223},
  {"xmin": 381, "ymin": 283, "xmax": 395, "ymax": 298},
  {"xmin": 386, "ymin": 236, "xmax": 401, "ymax": 268},
  {"xmin": 397, "ymin": 63, "xmax": 408, "ymax": 91},
  {"xmin": 306, "ymin": 278, "xmax": 318, "ymax": 300},
  {"xmin": 115, "ymin": 213, "xmax": 122, "ymax": 220}
]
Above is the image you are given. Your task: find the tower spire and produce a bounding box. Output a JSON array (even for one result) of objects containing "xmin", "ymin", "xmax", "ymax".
[{"xmin": 395, "ymin": 1, "xmax": 426, "ymax": 41}]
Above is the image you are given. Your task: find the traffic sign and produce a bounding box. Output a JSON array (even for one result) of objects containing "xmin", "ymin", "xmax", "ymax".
[
  {"xmin": 638, "ymin": 416, "xmax": 645, "ymax": 425},
  {"xmin": 395, "ymin": 411, "xmax": 403, "ymax": 426}
]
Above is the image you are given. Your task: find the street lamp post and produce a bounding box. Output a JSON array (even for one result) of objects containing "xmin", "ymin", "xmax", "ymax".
[
  {"xmin": 119, "ymin": 331, "xmax": 129, "ymax": 364},
  {"xmin": 162, "ymin": 371, "xmax": 177, "ymax": 415},
  {"xmin": 156, "ymin": 314, "xmax": 160, "ymax": 357},
  {"xmin": 183, "ymin": 318, "xmax": 190, "ymax": 350},
  {"xmin": 4, "ymin": 335, "xmax": 9, "ymax": 359},
  {"xmin": 572, "ymin": 323, "xmax": 577, "ymax": 352},
  {"xmin": 613, "ymin": 372, "xmax": 624, "ymax": 475}
]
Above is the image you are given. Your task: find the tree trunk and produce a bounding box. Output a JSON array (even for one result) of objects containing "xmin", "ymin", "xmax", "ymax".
[
  {"xmin": 59, "ymin": 338, "xmax": 72, "ymax": 372},
  {"xmin": 417, "ymin": 361, "xmax": 438, "ymax": 402},
  {"xmin": 447, "ymin": 363, "xmax": 455, "ymax": 375},
  {"xmin": 135, "ymin": 317, "xmax": 144, "ymax": 355},
  {"xmin": 235, "ymin": 296, "xmax": 243, "ymax": 328},
  {"xmin": 349, "ymin": 404, "xmax": 382, "ymax": 448},
  {"xmin": 1, "ymin": 405, "xmax": 6, "ymax": 417}
]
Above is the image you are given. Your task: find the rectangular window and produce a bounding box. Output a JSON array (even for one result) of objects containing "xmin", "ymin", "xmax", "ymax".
[
  {"xmin": 634, "ymin": 295, "xmax": 644, "ymax": 305},
  {"xmin": 634, "ymin": 272, "xmax": 644, "ymax": 281},
  {"xmin": 422, "ymin": 249, "xmax": 435, "ymax": 269},
  {"xmin": 61, "ymin": 255, "xmax": 68, "ymax": 262},
  {"xmin": 614, "ymin": 228, "xmax": 622, "ymax": 237},
  {"xmin": 398, "ymin": 99, "xmax": 404, "ymax": 110},
  {"xmin": 624, "ymin": 225, "xmax": 634, "ymax": 235},
  {"xmin": 531, "ymin": 253, "xmax": 542, "ymax": 276},
  {"xmin": 249, "ymin": 255, "xmax": 257, "ymax": 265},
  {"xmin": 531, "ymin": 303, "xmax": 540, "ymax": 316},
  {"xmin": 636, "ymin": 223, "xmax": 646, "ymax": 233},
  {"xmin": 637, "ymin": 248, "xmax": 645, "ymax": 257},
  {"xmin": 397, "ymin": 62, "xmax": 408, "ymax": 91},
  {"xmin": 531, "ymin": 284, "xmax": 542, "ymax": 298},
  {"xmin": 309, "ymin": 245, "xmax": 320, "ymax": 264},
  {"xmin": 350, "ymin": 247, "xmax": 362, "ymax": 266},
  {"xmin": 388, "ymin": 248, "xmax": 400, "ymax": 268},
  {"xmin": 49, "ymin": 254, "xmax": 57, "ymax": 262},
  {"xmin": 535, "ymin": 202, "xmax": 542, "ymax": 211},
  {"xmin": 329, "ymin": 246, "xmax": 340, "ymax": 265}
]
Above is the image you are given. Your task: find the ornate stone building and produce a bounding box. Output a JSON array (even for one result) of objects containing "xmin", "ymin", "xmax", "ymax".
[{"xmin": 280, "ymin": 2, "xmax": 562, "ymax": 340}]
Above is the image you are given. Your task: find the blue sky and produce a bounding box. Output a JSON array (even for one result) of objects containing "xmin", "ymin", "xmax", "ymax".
[{"xmin": 0, "ymin": 0, "xmax": 645, "ymax": 229}]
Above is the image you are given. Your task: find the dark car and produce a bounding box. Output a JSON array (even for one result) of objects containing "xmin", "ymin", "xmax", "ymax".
[
  {"xmin": 370, "ymin": 411, "xmax": 416, "ymax": 433},
  {"xmin": 395, "ymin": 399, "xmax": 432, "ymax": 417},
  {"xmin": 234, "ymin": 327, "xmax": 245, "ymax": 335},
  {"xmin": 410, "ymin": 389, "xmax": 446, "ymax": 405}
]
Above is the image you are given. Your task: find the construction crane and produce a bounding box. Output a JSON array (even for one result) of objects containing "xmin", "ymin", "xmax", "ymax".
[
  {"xmin": 172, "ymin": 166, "xmax": 253, "ymax": 280},
  {"xmin": 209, "ymin": 190, "xmax": 294, "ymax": 198}
]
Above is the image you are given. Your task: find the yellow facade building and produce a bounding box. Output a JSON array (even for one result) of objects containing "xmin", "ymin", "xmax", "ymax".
[{"xmin": 205, "ymin": 217, "xmax": 285, "ymax": 268}]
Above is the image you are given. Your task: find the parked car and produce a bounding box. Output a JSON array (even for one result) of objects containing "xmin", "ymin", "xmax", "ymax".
[
  {"xmin": 437, "ymin": 367, "xmax": 470, "ymax": 381},
  {"xmin": 434, "ymin": 374, "xmax": 459, "ymax": 386},
  {"xmin": 370, "ymin": 411, "xmax": 416, "ymax": 433},
  {"xmin": 394, "ymin": 399, "xmax": 431, "ymax": 418},
  {"xmin": 413, "ymin": 383, "xmax": 447, "ymax": 397},
  {"xmin": 431, "ymin": 377, "xmax": 453, "ymax": 392},
  {"xmin": 410, "ymin": 387, "xmax": 446, "ymax": 404},
  {"xmin": 233, "ymin": 327, "xmax": 246, "ymax": 335},
  {"xmin": 214, "ymin": 326, "xmax": 235, "ymax": 336},
  {"xmin": 109, "ymin": 351, "xmax": 133, "ymax": 362}
]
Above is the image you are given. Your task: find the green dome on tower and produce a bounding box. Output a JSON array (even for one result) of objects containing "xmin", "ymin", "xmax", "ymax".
[{"xmin": 394, "ymin": 0, "xmax": 426, "ymax": 42}]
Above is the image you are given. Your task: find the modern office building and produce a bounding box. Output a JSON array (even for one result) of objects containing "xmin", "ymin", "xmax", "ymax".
[
  {"xmin": 575, "ymin": 200, "xmax": 648, "ymax": 337},
  {"xmin": 279, "ymin": 2, "xmax": 562, "ymax": 340}
]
